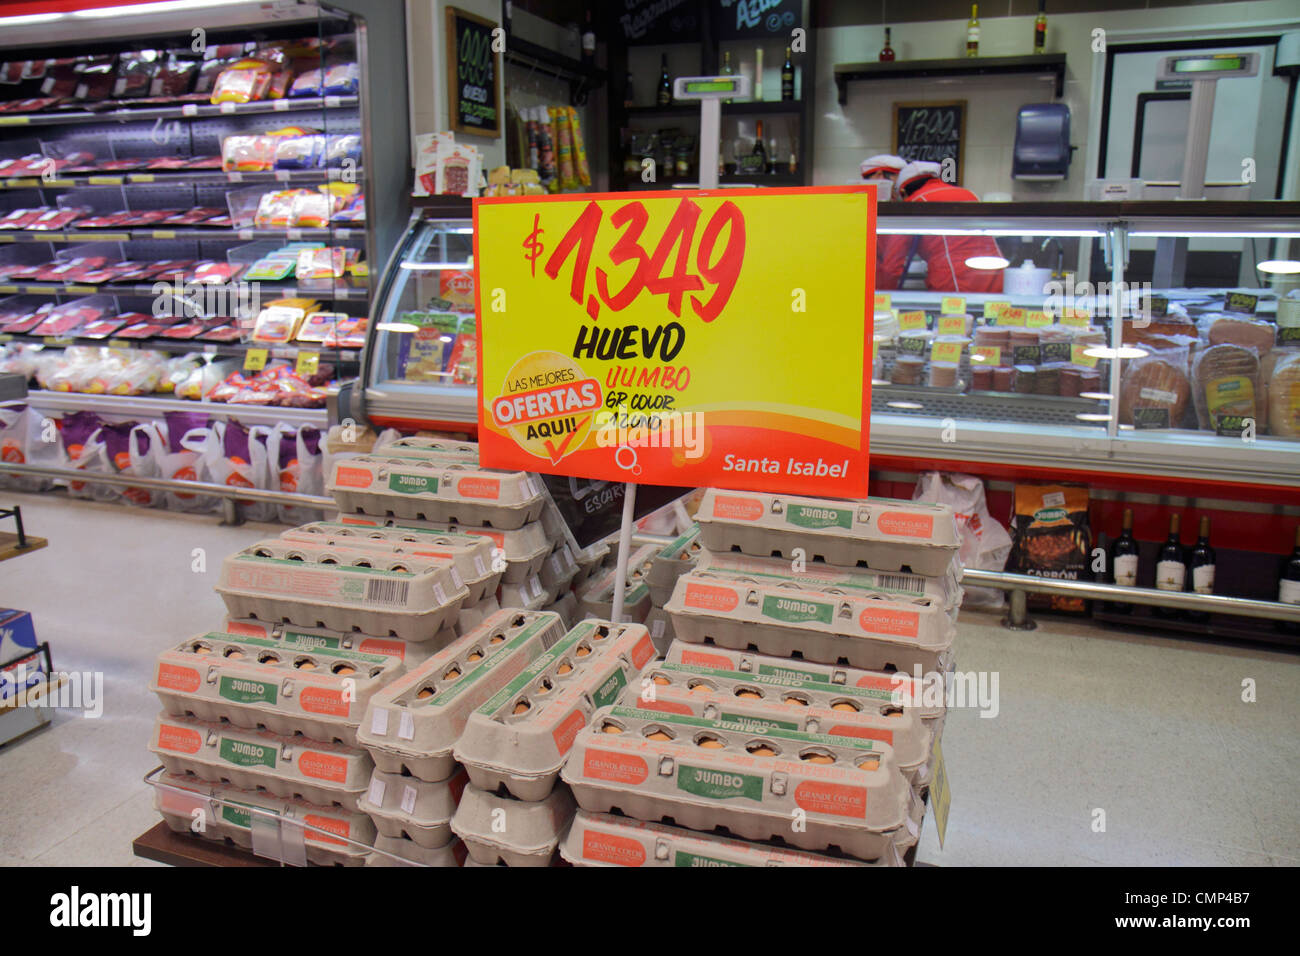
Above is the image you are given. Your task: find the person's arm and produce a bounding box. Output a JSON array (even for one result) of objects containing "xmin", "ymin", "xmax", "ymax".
[{"xmin": 875, "ymin": 234, "xmax": 908, "ymax": 290}]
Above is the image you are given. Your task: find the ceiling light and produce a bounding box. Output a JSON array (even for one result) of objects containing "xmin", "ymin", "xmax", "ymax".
[
  {"xmin": 375, "ymin": 322, "xmax": 419, "ymax": 333},
  {"xmin": 1084, "ymin": 345, "xmax": 1148, "ymax": 360},
  {"xmin": 886, "ymin": 401, "xmax": 924, "ymax": 410},
  {"xmin": 1076, "ymin": 413, "xmax": 1112, "ymax": 422},
  {"xmin": 1257, "ymin": 259, "xmax": 1300, "ymax": 274},
  {"xmin": 965, "ymin": 255, "xmax": 1010, "ymax": 270},
  {"xmin": 1078, "ymin": 391, "xmax": 1114, "ymax": 401}
]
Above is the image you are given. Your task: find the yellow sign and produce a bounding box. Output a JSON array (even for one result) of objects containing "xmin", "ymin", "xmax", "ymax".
[
  {"xmin": 999, "ymin": 307, "xmax": 1026, "ymax": 327},
  {"xmin": 475, "ymin": 188, "xmax": 875, "ymax": 496},
  {"xmin": 244, "ymin": 348, "xmax": 269, "ymax": 372},
  {"xmin": 971, "ymin": 345, "xmax": 1001, "ymax": 366},
  {"xmin": 937, "ymin": 314, "xmax": 967, "ymax": 335},
  {"xmin": 930, "ymin": 736, "xmax": 952, "ymax": 849},
  {"xmin": 295, "ymin": 350, "xmax": 320, "ymax": 377},
  {"xmin": 931, "ymin": 341, "xmax": 964, "ymax": 364},
  {"xmin": 898, "ymin": 310, "xmax": 927, "ymax": 331},
  {"xmin": 940, "ymin": 296, "xmax": 966, "ymax": 315},
  {"xmin": 874, "ymin": 293, "xmax": 891, "ymax": 311},
  {"xmin": 1061, "ymin": 308, "xmax": 1091, "ymax": 327},
  {"xmin": 1071, "ymin": 345, "xmax": 1099, "ymax": 368},
  {"xmin": 1026, "ymin": 310, "xmax": 1052, "ymax": 328}
]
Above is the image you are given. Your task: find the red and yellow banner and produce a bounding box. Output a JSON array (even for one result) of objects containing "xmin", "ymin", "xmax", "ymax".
[{"xmin": 473, "ymin": 186, "xmax": 875, "ymax": 497}]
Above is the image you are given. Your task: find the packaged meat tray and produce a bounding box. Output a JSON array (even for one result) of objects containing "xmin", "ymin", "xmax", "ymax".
[
  {"xmin": 561, "ymin": 810, "xmax": 898, "ymax": 867},
  {"xmin": 152, "ymin": 770, "xmax": 374, "ymax": 866},
  {"xmin": 216, "ymin": 552, "xmax": 469, "ymax": 641},
  {"xmin": 696, "ymin": 489, "xmax": 961, "ymax": 577},
  {"xmin": 368, "ymin": 834, "xmax": 467, "ymax": 867},
  {"xmin": 453, "ymin": 620, "xmax": 657, "ymax": 800},
  {"xmin": 665, "ymin": 571, "xmax": 954, "ymax": 674},
  {"xmin": 559, "ymin": 705, "xmax": 916, "ymax": 862},
  {"xmin": 222, "ymin": 617, "xmax": 447, "ymax": 675},
  {"xmin": 451, "ymin": 782, "xmax": 576, "ymax": 866},
  {"xmin": 330, "ymin": 455, "xmax": 545, "ymax": 530},
  {"xmin": 280, "ymin": 520, "xmax": 502, "ymax": 605},
  {"xmin": 498, "ymin": 574, "xmax": 549, "ymax": 611},
  {"xmin": 337, "ymin": 514, "xmax": 552, "ymax": 584},
  {"xmin": 150, "ymin": 713, "xmax": 373, "ymax": 809},
  {"xmin": 356, "ymin": 609, "xmax": 566, "ymax": 782},
  {"xmin": 151, "ymin": 631, "xmax": 403, "ymax": 745},
  {"xmin": 358, "ymin": 766, "xmax": 467, "ymax": 849},
  {"xmin": 647, "ymin": 526, "xmax": 703, "ymax": 606}
]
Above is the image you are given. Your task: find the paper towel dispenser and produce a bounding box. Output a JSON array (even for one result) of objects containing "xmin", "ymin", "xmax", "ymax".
[{"xmin": 1013, "ymin": 103, "xmax": 1072, "ymax": 181}]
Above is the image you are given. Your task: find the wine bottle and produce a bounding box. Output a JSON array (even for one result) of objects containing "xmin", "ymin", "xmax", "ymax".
[
  {"xmin": 623, "ymin": 71, "xmax": 635, "ymax": 109},
  {"xmin": 721, "ymin": 51, "xmax": 734, "ymax": 105},
  {"xmin": 657, "ymin": 53, "xmax": 671, "ymax": 107},
  {"xmin": 1279, "ymin": 526, "xmax": 1300, "ymax": 634},
  {"xmin": 1108, "ymin": 507, "xmax": 1139, "ymax": 614},
  {"xmin": 781, "ymin": 46, "xmax": 794, "ymax": 100},
  {"xmin": 1187, "ymin": 516, "xmax": 1216, "ymax": 622},
  {"xmin": 754, "ymin": 47, "xmax": 764, "ymax": 101},
  {"xmin": 1154, "ymin": 513, "xmax": 1186, "ymax": 618},
  {"xmin": 967, "ymin": 4, "xmax": 980, "ymax": 58},
  {"xmin": 1033, "ymin": 0, "xmax": 1047, "ymax": 54},
  {"xmin": 582, "ymin": 9, "xmax": 596, "ymax": 64},
  {"xmin": 880, "ymin": 27, "xmax": 895, "ymax": 62},
  {"xmin": 752, "ymin": 120, "xmax": 767, "ymax": 176}
]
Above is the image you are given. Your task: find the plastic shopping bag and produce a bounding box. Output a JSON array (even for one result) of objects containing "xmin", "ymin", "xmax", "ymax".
[
  {"xmin": 60, "ymin": 410, "xmax": 115, "ymax": 502},
  {"xmin": 207, "ymin": 420, "xmax": 277, "ymax": 522},
  {"xmin": 912, "ymin": 471, "xmax": 1012, "ymax": 609},
  {"xmin": 271, "ymin": 423, "xmax": 326, "ymax": 525},
  {"xmin": 155, "ymin": 410, "xmax": 221, "ymax": 513},
  {"xmin": 101, "ymin": 421, "xmax": 163, "ymax": 508},
  {"xmin": 0, "ymin": 403, "xmax": 65, "ymax": 491}
]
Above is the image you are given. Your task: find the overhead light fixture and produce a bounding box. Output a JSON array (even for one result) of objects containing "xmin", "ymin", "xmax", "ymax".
[
  {"xmin": 375, "ymin": 322, "xmax": 419, "ymax": 333},
  {"xmin": 0, "ymin": 13, "xmax": 61, "ymax": 24},
  {"xmin": 1078, "ymin": 391, "xmax": 1114, "ymax": 401},
  {"xmin": 1076, "ymin": 413, "xmax": 1112, "ymax": 422},
  {"xmin": 1084, "ymin": 345, "xmax": 1148, "ymax": 360},
  {"xmin": 1129, "ymin": 231, "xmax": 1300, "ymax": 239},
  {"xmin": 1257, "ymin": 259, "xmax": 1300, "ymax": 274},
  {"xmin": 878, "ymin": 227, "xmax": 1104, "ymax": 238},
  {"xmin": 73, "ymin": 0, "xmax": 251, "ymax": 16},
  {"xmin": 965, "ymin": 255, "xmax": 1010, "ymax": 270},
  {"xmin": 886, "ymin": 400, "xmax": 924, "ymax": 410},
  {"xmin": 400, "ymin": 262, "xmax": 466, "ymax": 271}
]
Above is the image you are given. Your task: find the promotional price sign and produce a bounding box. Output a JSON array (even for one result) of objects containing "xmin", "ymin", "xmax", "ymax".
[{"xmin": 473, "ymin": 187, "xmax": 875, "ymax": 497}]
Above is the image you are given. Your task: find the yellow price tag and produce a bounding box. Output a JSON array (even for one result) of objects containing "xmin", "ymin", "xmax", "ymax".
[
  {"xmin": 0, "ymin": 236, "xmax": 13, "ymax": 243},
  {"xmin": 898, "ymin": 310, "xmax": 928, "ymax": 331},
  {"xmin": 1000, "ymin": 307, "xmax": 1027, "ymax": 327},
  {"xmin": 108, "ymin": 339, "xmax": 134, "ymax": 350},
  {"xmin": 152, "ymin": 229, "xmax": 176, "ymax": 240},
  {"xmin": 1061, "ymin": 308, "xmax": 1091, "ymax": 327},
  {"xmin": 43, "ymin": 336, "xmax": 73, "ymax": 346},
  {"xmin": 972, "ymin": 345, "xmax": 1001, "ymax": 366},
  {"xmin": 7, "ymin": 178, "xmax": 38, "ymax": 188},
  {"xmin": 930, "ymin": 736, "xmax": 952, "ymax": 849},
  {"xmin": 0, "ymin": 333, "xmax": 11, "ymax": 342},
  {"xmin": 295, "ymin": 350, "xmax": 320, "ymax": 377},
  {"xmin": 65, "ymin": 284, "xmax": 97, "ymax": 295},
  {"xmin": 932, "ymin": 341, "xmax": 964, "ymax": 364},
  {"xmin": 0, "ymin": 284, "xmax": 18, "ymax": 294},
  {"xmin": 940, "ymin": 296, "xmax": 966, "ymax": 315},
  {"xmin": 872, "ymin": 339, "xmax": 879, "ymax": 362},
  {"xmin": 1026, "ymin": 310, "xmax": 1052, "ymax": 328},
  {"xmin": 874, "ymin": 293, "xmax": 891, "ymax": 311},
  {"xmin": 1071, "ymin": 345, "xmax": 1100, "ymax": 368},
  {"xmin": 0, "ymin": 116, "xmax": 30, "ymax": 126},
  {"xmin": 244, "ymin": 348, "xmax": 269, "ymax": 372},
  {"xmin": 87, "ymin": 175, "xmax": 122, "ymax": 185},
  {"xmin": 937, "ymin": 315, "xmax": 967, "ymax": 335},
  {"xmin": 129, "ymin": 173, "xmax": 156, "ymax": 183}
]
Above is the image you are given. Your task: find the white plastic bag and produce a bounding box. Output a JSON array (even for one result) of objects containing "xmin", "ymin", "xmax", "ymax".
[
  {"xmin": 61, "ymin": 414, "xmax": 116, "ymax": 502},
  {"xmin": 155, "ymin": 410, "xmax": 221, "ymax": 513},
  {"xmin": 205, "ymin": 421, "xmax": 277, "ymax": 523},
  {"xmin": 271, "ymin": 424, "xmax": 327, "ymax": 525},
  {"xmin": 101, "ymin": 421, "xmax": 164, "ymax": 508},
  {"xmin": 912, "ymin": 471, "xmax": 1011, "ymax": 609},
  {"xmin": 0, "ymin": 404, "xmax": 64, "ymax": 491}
]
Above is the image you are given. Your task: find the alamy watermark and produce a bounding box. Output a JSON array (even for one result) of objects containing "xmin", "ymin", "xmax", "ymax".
[{"xmin": 1, "ymin": 663, "xmax": 103, "ymax": 718}]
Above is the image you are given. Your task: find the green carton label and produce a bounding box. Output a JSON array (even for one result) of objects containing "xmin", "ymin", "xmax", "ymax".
[
  {"xmin": 280, "ymin": 630, "xmax": 342, "ymax": 652},
  {"xmin": 222, "ymin": 802, "xmax": 253, "ymax": 829},
  {"xmin": 675, "ymin": 851, "xmax": 747, "ymax": 867},
  {"xmin": 389, "ymin": 473, "xmax": 438, "ymax": 495},
  {"xmin": 756, "ymin": 663, "xmax": 825, "ymax": 684},
  {"xmin": 719, "ymin": 712, "xmax": 799, "ymax": 733},
  {"xmin": 219, "ymin": 737, "xmax": 277, "ymax": 768},
  {"xmin": 218, "ymin": 676, "xmax": 276, "ymax": 705},
  {"xmin": 786, "ymin": 504, "xmax": 851, "ymax": 530},
  {"xmin": 677, "ymin": 764, "xmax": 763, "ymax": 802},
  {"xmin": 593, "ymin": 667, "xmax": 628, "ymax": 709},
  {"xmin": 761, "ymin": 595, "xmax": 833, "ymax": 624}
]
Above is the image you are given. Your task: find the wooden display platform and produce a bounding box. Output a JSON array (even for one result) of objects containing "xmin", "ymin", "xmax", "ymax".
[
  {"xmin": 132, "ymin": 822, "xmax": 278, "ymax": 868},
  {"xmin": 0, "ymin": 532, "xmax": 46, "ymax": 562}
]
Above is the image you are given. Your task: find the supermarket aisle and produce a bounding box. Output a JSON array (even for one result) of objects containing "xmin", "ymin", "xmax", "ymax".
[{"xmin": 0, "ymin": 489, "xmax": 1296, "ymax": 867}]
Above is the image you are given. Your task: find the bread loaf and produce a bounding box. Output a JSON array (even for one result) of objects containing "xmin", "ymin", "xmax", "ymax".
[
  {"xmin": 1207, "ymin": 315, "xmax": 1276, "ymax": 355},
  {"xmin": 1119, "ymin": 357, "xmax": 1191, "ymax": 428},
  {"xmin": 1193, "ymin": 343, "xmax": 1259, "ymax": 432},
  {"xmin": 1266, "ymin": 351, "xmax": 1300, "ymax": 438}
]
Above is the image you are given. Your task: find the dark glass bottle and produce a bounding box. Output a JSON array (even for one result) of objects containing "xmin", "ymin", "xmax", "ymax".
[
  {"xmin": 781, "ymin": 46, "xmax": 794, "ymax": 100},
  {"xmin": 1033, "ymin": 1, "xmax": 1047, "ymax": 54},
  {"xmin": 752, "ymin": 120, "xmax": 767, "ymax": 176},
  {"xmin": 1108, "ymin": 507, "xmax": 1139, "ymax": 614},
  {"xmin": 657, "ymin": 53, "xmax": 672, "ymax": 107},
  {"xmin": 1154, "ymin": 513, "xmax": 1186, "ymax": 618},
  {"xmin": 879, "ymin": 28, "xmax": 895, "ymax": 62},
  {"xmin": 1277, "ymin": 526, "xmax": 1300, "ymax": 634},
  {"xmin": 582, "ymin": 9, "xmax": 596, "ymax": 64},
  {"xmin": 1188, "ymin": 516, "xmax": 1215, "ymax": 622}
]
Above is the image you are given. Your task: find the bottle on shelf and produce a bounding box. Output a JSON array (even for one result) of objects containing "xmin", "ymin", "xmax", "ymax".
[
  {"xmin": 657, "ymin": 54, "xmax": 672, "ymax": 107},
  {"xmin": 1277, "ymin": 526, "xmax": 1300, "ymax": 634},
  {"xmin": 768, "ymin": 137, "xmax": 778, "ymax": 174},
  {"xmin": 581, "ymin": 9, "xmax": 596, "ymax": 64},
  {"xmin": 788, "ymin": 138, "xmax": 798, "ymax": 175},
  {"xmin": 754, "ymin": 47, "xmax": 764, "ymax": 101},
  {"xmin": 751, "ymin": 120, "xmax": 767, "ymax": 177},
  {"xmin": 1033, "ymin": 0, "xmax": 1047, "ymax": 54},
  {"xmin": 781, "ymin": 46, "xmax": 794, "ymax": 100},
  {"xmin": 1154, "ymin": 513, "xmax": 1187, "ymax": 618},
  {"xmin": 967, "ymin": 4, "xmax": 980, "ymax": 58},
  {"xmin": 880, "ymin": 27, "xmax": 895, "ymax": 62},
  {"xmin": 624, "ymin": 71, "xmax": 635, "ymax": 109},
  {"xmin": 1188, "ymin": 515, "xmax": 1216, "ymax": 622},
  {"xmin": 721, "ymin": 51, "xmax": 734, "ymax": 104},
  {"xmin": 1108, "ymin": 507, "xmax": 1139, "ymax": 614}
]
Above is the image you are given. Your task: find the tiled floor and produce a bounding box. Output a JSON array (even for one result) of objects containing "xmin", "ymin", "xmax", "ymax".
[{"xmin": 1, "ymin": 489, "xmax": 1297, "ymax": 867}]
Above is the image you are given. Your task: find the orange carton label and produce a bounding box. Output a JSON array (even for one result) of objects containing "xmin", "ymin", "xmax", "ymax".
[
  {"xmin": 629, "ymin": 634, "xmax": 655, "ymax": 670},
  {"xmin": 158, "ymin": 723, "xmax": 202, "ymax": 754},
  {"xmin": 358, "ymin": 637, "xmax": 408, "ymax": 659},
  {"xmin": 875, "ymin": 511, "xmax": 934, "ymax": 538},
  {"xmin": 683, "ymin": 583, "xmax": 741, "ymax": 613},
  {"xmin": 157, "ymin": 663, "xmax": 201, "ymax": 693},
  {"xmin": 299, "ymin": 686, "xmax": 349, "ymax": 717},
  {"xmin": 712, "ymin": 495, "xmax": 764, "ymax": 521},
  {"xmin": 457, "ymin": 476, "xmax": 501, "ymax": 500},
  {"xmin": 679, "ymin": 649, "xmax": 735, "ymax": 670},
  {"xmin": 552, "ymin": 708, "xmax": 588, "ymax": 756},
  {"xmin": 299, "ymin": 751, "xmax": 349, "ymax": 783},
  {"xmin": 334, "ymin": 466, "xmax": 374, "ymax": 489},
  {"xmin": 637, "ymin": 698, "xmax": 695, "ymax": 716},
  {"xmin": 303, "ymin": 814, "xmax": 349, "ymax": 846},
  {"xmin": 583, "ymin": 830, "xmax": 646, "ymax": 866},
  {"xmin": 583, "ymin": 748, "xmax": 648, "ymax": 785},
  {"xmin": 828, "ymin": 724, "xmax": 895, "ymax": 745},
  {"xmin": 793, "ymin": 781, "xmax": 867, "ymax": 819},
  {"xmin": 224, "ymin": 620, "xmax": 268, "ymax": 638},
  {"xmin": 857, "ymin": 606, "xmax": 920, "ymax": 638}
]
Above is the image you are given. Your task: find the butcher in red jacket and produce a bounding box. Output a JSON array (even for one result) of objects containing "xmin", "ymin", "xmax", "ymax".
[{"xmin": 876, "ymin": 161, "xmax": 1004, "ymax": 294}]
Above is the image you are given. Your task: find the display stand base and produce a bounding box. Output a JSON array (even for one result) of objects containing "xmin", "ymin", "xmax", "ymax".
[
  {"xmin": 0, "ymin": 532, "xmax": 45, "ymax": 562},
  {"xmin": 132, "ymin": 822, "xmax": 278, "ymax": 868}
]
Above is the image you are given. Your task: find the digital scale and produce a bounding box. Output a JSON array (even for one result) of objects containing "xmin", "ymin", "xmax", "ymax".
[{"xmin": 671, "ymin": 74, "xmax": 752, "ymax": 191}]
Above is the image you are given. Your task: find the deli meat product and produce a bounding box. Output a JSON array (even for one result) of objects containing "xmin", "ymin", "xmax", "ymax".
[
  {"xmin": 1119, "ymin": 356, "xmax": 1191, "ymax": 429},
  {"xmin": 1207, "ymin": 315, "xmax": 1275, "ymax": 355},
  {"xmin": 1265, "ymin": 351, "xmax": 1300, "ymax": 438},
  {"xmin": 1192, "ymin": 343, "xmax": 1259, "ymax": 434}
]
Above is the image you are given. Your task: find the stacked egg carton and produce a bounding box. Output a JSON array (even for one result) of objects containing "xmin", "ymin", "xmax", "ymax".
[
  {"xmin": 642, "ymin": 525, "xmax": 704, "ymax": 653},
  {"xmin": 557, "ymin": 489, "xmax": 962, "ymax": 868}
]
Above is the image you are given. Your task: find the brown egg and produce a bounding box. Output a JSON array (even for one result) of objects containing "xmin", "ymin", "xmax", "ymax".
[
  {"xmin": 688, "ymin": 683, "xmax": 712, "ymax": 694},
  {"xmin": 258, "ymin": 655, "xmax": 278, "ymax": 665},
  {"xmin": 600, "ymin": 722, "xmax": 623, "ymax": 734},
  {"xmin": 334, "ymin": 664, "xmax": 356, "ymax": 677},
  {"xmin": 295, "ymin": 660, "xmax": 316, "ymax": 670},
  {"xmin": 489, "ymin": 635, "xmax": 505, "ymax": 645},
  {"xmin": 736, "ymin": 690, "xmax": 762, "ymax": 700},
  {"xmin": 783, "ymin": 696, "xmax": 809, "ymax": 708},
  {"xmin": 697, "ymin": 736, "xmax": 724, "ymax": 749},
  {"xmin": 646, "ymin": 731, "xmax": 672, "ymax": 741},
  {"xmin": 858, "ymin": 758, "xmax": 880, "ymax": 772},
  {"xmin": 444, "ymin": 667, "xmax": 461, "ymax": 681},
  {"xmin": 535, "ymin": 681, "xmax": 551, "ymax": 695},
  {"xmin": 416, "ymin": 687, "xmax": 435, "ymax": 700},
  {"xmin": 467, "ymin": 650, "xmax": 484, "ymax": 662},
  {"xmin": 801, "ymin": 753, "xmax": 834, "ymax": 765},
  {"xmin": 194, "ymin": 645, "xmax": 212, "ymax": 655},
  {"xmin": 513, "ymin": 701, "xmax": 530, "ymax": 715},
  {"xmin": 224, "ymin": 649, "xmax": 244, "ymax": 659},
  {"xmin": 557, "ymin": 662, "xmax": 573, "ymax": 675},
  {"xmin": 831, "ymin": 702, "xmax": 858, "ymax": 713},
  {"xmin": 576, "ymin": 645, "xmax": 591, "ymax": 658},
  {"xmin": 652, "ymin": 675, "xmax": 671, "ymax": 686},
  {"xmin": 748, "ymin": 745, "xmax": 776, "ymax": 757}
]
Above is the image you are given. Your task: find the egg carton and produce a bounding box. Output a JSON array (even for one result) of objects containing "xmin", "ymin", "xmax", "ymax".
[
  {"xmin": 152, "ymin": 770, "xmax": 375, "ymax": 866},
  {"xmin": 696, "ymin": 549, "xmax": 963, "ymax": 616},
  {"xmin": 335, "ymin": 514, "xmax": 552, "ymax": 584},
  {"xmin": 662, "ymin": 642, "xmax": 950, "ymax": 723},
  {"xmin": 367, "ymin": 835, "xmax": 468, "ymax": 867},
  {"xmin": 623, "ymin": 668, "xmax": 933, "ymax": 787},
  {"xmin": 222, "ymin": 619, "xmax": 444, "ymax": 675},
  {"xmin": 560, "ymin": 705, "xmax": 916, "ymax": 862},
  {"xmin": 356, "ymin": 610, "xmax": 566, "ymax": 782},
  {"xmin": 570, "ymin": 540, "xmax": 610, "ymax": 590},
  {"xmin": 665, "ymin": 571, "xmax": 953, "ymax": 674},
  {"xmin": 498, "ymin": 574, "xmax": 550, "ymax": 611},
  {"xmin": 375, "ymin": 436, "xmax": 481, "ymax": 458},
  {"xmin": 578, "ymin": 556, "xmax": 655, "ymax": 623},
  {"xmin": 151, "ymin": 632, "xmax": 403, "ymax": 746},
  {"xmin": 643, "ymin": 607, "xmax": 676, "ymax": 655},
  {"xmin": 560, "ymin": 810, "xmax": 901, "ymax": 867},
  {"xmin": 281, "ymin": 521, "xmax": 503, "ymax": 604},
  {"xmin": 539, "ymin": 543, "xmax": 580, "ymax": 594},
  {"xmin": 150, "ymin": 713, "xmax": 373, "ymax": 810},
  {"xmin": 357, "ymin": 766, "xmax": 467, "ymax": 848},
  {"xmin": 453, "ymin": 621, "xmax": 658, "ymax": 801},
  {"xmin": 545, "ymin": 590, "xmax": 579, "ymax": 630},
  {"xmin": 451, "ymin": 782, "xmax": 576, "ymax": 867},
  {"xmin": 456, "ymin": 594, "xmax": 502, "ymax": 636},
  {"xmin": 217, "ymin": 554, "xmax": 467, "ymax": 642},
  {"xmin": 330, "ymin": 455, "xmax": 545, "ymax": 529},
  {"xmin": 696, "ymin": 490, "xmax": 960, "ymax": 577},
  {"xmin": 647, "ymin": 526, "xmax": 703, "ymax": 606}
]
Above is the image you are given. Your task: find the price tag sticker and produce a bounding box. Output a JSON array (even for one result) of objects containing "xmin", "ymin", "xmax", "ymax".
[
  {"xmin": 244, "ymin": 348, "xmax": 268, "ymax": 372},
  {"xmin": 1000, "ymin": 307, "xmax": 1027, "ymax": 327},
  {"xmin": 227, "ymin": 171, "xmax": 243, "ymax": 183},
  {"xmin": 129, "ymin": 173, "xmax": 155, "ymax": 184},
  {"xmin": 295, "ymin": 350, "xmax": 319, "ymax": 376},
  {"xmin": 108, "ymin": 339, "xmax": 134, "ymax": 350},
  {"xmin": 273, "ymin": 99, "xmax": 290, "ymax": 112},
  {"xmin": 0, "ymin": 284, "xmax": 18, "ymax": 294},
  {"xmin": 219, "ymin": 102, "xmax": 236, "ymax": 114},
  {"xmin": 940, "ymin": 296, "xmax": 966, "ymax": 315},
  {"xmin": 0, "ymin": 236, "xmax": 13, "ymax": 244},
  {"xmin": 971, "ymin": 345, "xmax": 1001, "ymax": 366},
  {"xmin": 369, "ymin": 707, "xmax": 389, "ymax": 737},
  {"xmin": 400, "ymin": 784, "xmax": 418, "ymax": 815},
  {"xmin": 152, "ymin": 229, "xmax": 177, "ymax": 240},
  {"xmin": 1061, "ymin": 308, "xmax": 1091, "ymax": 327},
  {"xmin": 1071, "ymin": 345, "xmax": 1100, "ymax": 368},
  {"xmin": 43, "ymin": 336, "xmax": 73, "ymax": 346},
  {"xmin": 898, "ymin": 310, "xmax": 927, "ymax": 331},
  {"xmin": 1225, "ymin": 291, "xmax": 1259, "ymax": 315},
  {"xmin": 334, "ymin": 228, "xmax": 353, "ymax": 239},
  {"xmin": 275, "ymin": 170, "xmax": 291, "ymax": 182},
  {"xmin": 871, "ymin": 339, "xmax": 879, "ymax": 363},
  {"xmin": 87, "ymin": 175, "xmax": 122, "ymax": 185},
  {"xmin": 0, "ymin": 116, "xmax": 31, "ymax": 126},
  {"xmin": 1026, "ymin": 310, "xmax": 1052, "ymax": 328},
  {"xmin": 181, "ymin": 104, "xmax": 199, "ymax": 116},
  {"xmin": 238, "ymin": 228, "xmax": 254, "ymax": 240},
  {"xmin": 874, "ymin": 293, "xmax": 891, "ymax": 311},
  {"xmin": 398, "ymin": 710, "xmax": 415, "ymax": 741},
  {"xmin": 937, "ymin": 314, "xmax": 967, "ymax": 335},
  {"xmin": 367, "ymin": 776, "xmax": 386, "ymax": 807},
  {"xmin": 932, "ymin": 341, "xmax": 964, "ymax": 364},
  {"xmin": 0, "ymin": 333, "xmax": 11, "ymax": 343},
  {"xmin": 325, "ymin": 95, "xmax": 342, "ymax": 109},
  {"xmin": 287, "ymin": 228, "xmax": 303, "ymax": 240}
]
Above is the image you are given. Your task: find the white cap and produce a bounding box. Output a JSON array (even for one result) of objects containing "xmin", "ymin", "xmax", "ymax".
[
  {"xmin": 860, "ymin": 154, "xmax": 906, "ymax": 178},
  {"xmin": 897, "ymin": 160, "xmax": 943, "ymax": 193}
]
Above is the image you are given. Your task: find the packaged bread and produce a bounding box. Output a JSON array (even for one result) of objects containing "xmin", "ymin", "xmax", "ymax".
[
  {"xmin": 1265, "ymin": 350, "xmax": 1300, "ymax": 438},
  {"xmin": 1192, "ymin": 343, "xmax": 1259, "ymax": 434},
  {"xmin": 1119, "ymin": 351, "xmax": 1191, "ymax": 429},
  {"xmin": 1204, "ymin": 313, "xmax": 1276, "ymax": 355}
]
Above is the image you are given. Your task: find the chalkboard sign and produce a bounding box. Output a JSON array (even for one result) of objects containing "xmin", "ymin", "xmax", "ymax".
[
  {"xmin": 713, "ymin": 0, "xmax": 802, "ymax": 41},
  {"xmin": 618, "ymin": 0, "xmax": 701, "ymax": 45},
  {"xmin": 445, "ymin": 6, "xmax": 500, "ymax": 138},
  {"xmin": 541, "ymin": 475, "xmax": 691, "ymax": 550},
  {"xmin": 892, "ymin": 100, "xmax": 966, "ymax": 181}
]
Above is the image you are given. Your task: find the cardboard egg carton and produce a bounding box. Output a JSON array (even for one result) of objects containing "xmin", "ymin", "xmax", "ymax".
[
  {"xmin": 376, "ymin": 436, "xmax": 481, "ymax": 458},
  {"xmin": 367, "ymin": 835, "xmax": 468, "ymax": 867},
  {"xmin": 643, "ymin": 607, "xmax": 676, "ymax": 655},
  {"xmin": 336, "ymin": 514, "xmax": 552, "ymax": 584},
  {"xmin": 281, "ymin": 521, "xmax": 503, "ymax": 604},
  {"xmin": 571, "ymin": 540, "xmax": 610, "ymax": 590},
  {"xmin": 152, "ymin": 770, "xmax": 375, "ymax": 866},
  {"xmin": 150, "ymin": 713, "xmax": 373, "ymax": 810},
  {"xmin": 222, "ymin": 618, "xmax": 446, "ymax": 675},
  {"xmin": 696, "ymin": 490, "xmax": 960, "ymax": 577},
  {"xmin": 330, "ymin": 455, "xmax": 545, "ymax": 529},
  {"xmin": 665, "ymin": 571, "xmax": 953, "ymax": 674},
  {"xmin": 560, "ymin": 705, "xmax": 916, "ymax": 862},
  {"xmin": 452, "ymin": 621, "xmax": 657, "ymax": 801},
  {"xmin": 455, "ymin": 594, "xmax": 502, "ymax": 636},
  {"xmin": 451, "ymin": 782, "xmax": 576, "ymax": 866},
  {"xmin": 662, "ymin": 642, "xmax": 949, "ymax": 723},
  {"xmin": 647, "ymin": 526, "xmax": 703, "ymax": 606},
  {"xmin": 545, "ymin": 590, "xmax": 579, "ymax": 629},
  {"xmin": 498, "ymin": 574, "xmax": 550, "ymax": 611},
  {"xmin": 578, "ymin": 577, "xmax": 651, "ymax": 623},
  {"xmin": 696, "ymin": 549, "xmax": 963, "ymax": 615},
  {"xmin": 356, "ymin": 609, "xmax": 566, "ymax": 782},
  {"xmin": 357, "ymin": 766, "xmax": 467, "ymax": 848},
  {"xmin": 539, "ymin": 542, "xmax": 580, "ymax": 595},
  {"xmin": 151, "ymin": 632, "xmax": 403, "ymax": 745},
  {"xmin": 217, "ymin": 552, "xmax": 467, "ymax": 642},
  {"xmin": 623, "ymin": 666, "xmax": 933, "ymax": 787},
  {"xmin": 561, "ymin": 810, "xmax": 901, "ymax": 867}
]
